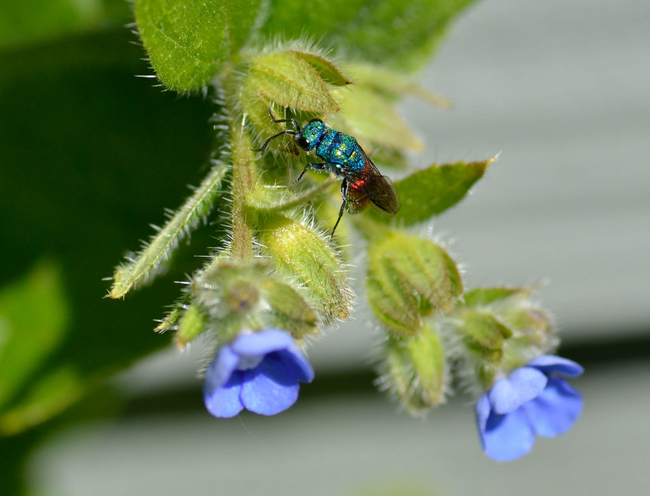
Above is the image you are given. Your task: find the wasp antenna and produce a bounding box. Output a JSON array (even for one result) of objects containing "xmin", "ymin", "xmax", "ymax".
[
  {"xmin": 251, "ymin": 130, "xmax": 297, "ymax": 153},
  {"xmin": 267, "ymin": 106, "xmax": 301, "ymax": 134}
]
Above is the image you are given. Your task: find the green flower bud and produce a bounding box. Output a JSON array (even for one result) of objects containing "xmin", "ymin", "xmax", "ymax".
[
  {"xmin": 241, "ymin": 50, "xmax": 341, "ymax": 144},
  {"xmin": 194, "ymin": 260, "xmax": 266, "ymax": 319},
  {"xmin": 260, "ymin": 279, "xmax": 319, "ymax": 340},
  {"xmin": 452, "ymin": 309, "xmax": 512, "ymax": 364},
  {"xmin": 378, "ymin": 323, "xmax": 448, "ymax": 416},
  {"xmin": 258, "ymin": 214, "xmax": 353, "ymax": 321},
  {"xmin": 176, "ymin": 303, "xmax": 207, "ymax": 350},
  {"xmin": 366, "ymin": 232, "xmax": 463, "ymax": 336},
  {"xmin": 451, "ymin": 286, "xmax": 557, "ymax": 390}
]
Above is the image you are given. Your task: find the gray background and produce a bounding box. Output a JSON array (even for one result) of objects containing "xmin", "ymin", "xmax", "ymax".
[{"xmin": 31, "ymin": 0, "xmax": 650, "ymax": 494}]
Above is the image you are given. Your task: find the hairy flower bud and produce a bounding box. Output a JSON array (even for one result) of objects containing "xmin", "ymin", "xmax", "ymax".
[
  {"xmin": 378, "ymin": 323, "xmax": 448, "ymax": 416},
  {"xmin": 258, "ymin": 214, "xmax": 353, "ymax": 321},
  {"xmin": 451, "ymin": 286, "xmax": 557, "ymax": 390},
  {"xmin": 366, "ymin": 232, "xmax": 462, "ymax": 336}
]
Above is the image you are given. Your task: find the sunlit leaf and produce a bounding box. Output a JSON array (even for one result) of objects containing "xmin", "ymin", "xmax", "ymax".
[{"xmin": 377, "ymin": 159, "xmax": 493, "ymax": 226}]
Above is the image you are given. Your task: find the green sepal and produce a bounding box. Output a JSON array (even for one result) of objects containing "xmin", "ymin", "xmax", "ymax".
[
  {"xmin": 366, "ymin": 232, "xmax": 463, "ymax": 336},
  {"xmin": 245, "ymin": 51, "xmax": 340, "ymax": 115},
  {"xmin": 134, "ymin": 0, "xmax": 262, "ymax": 91},
  {"xmin": 462, "ymin": 286, "xmax": 531, "ymax": 307},
  {"xmin": 329, "ymin": 85, "xmax": 424, "ymax": 153},
  {"xmin": 257, "ymin": 213, "xmax": 352, "ymax": 321},
  {"xmin": 454, "ymin": 309, "xmax": 512, "ymax": 364},
  {"xmin": 458, "ymin": 286, "xmax": 556, "ymax": 364},
  {"xmin": 289, "ymin": 51, "xmax": 353, "ymax": 86},
  {"xmin": 155, "ymin": 304, "xmax": 185, "ymax": 334},
  {"xmin": 176, "ymin": 303, "xmax": 207, "ymax": 350},
  {"xmin": 246, "ymin": 175, "xmax": 337, "ymax": 213},
  {"xmin": 194, "ymin": 259, "xmax": 265, "ymax": 320},
  {"xmin": 261, "ymin": 279, "xmax": 319, "ymax": 339},
  {"xmin": 347, "ymin": 63, "xmax": 452, "ymax": 109},
  {"xmin": 451, "ymin": 286, "xmax": 558, "ymax": 389},
  {"xmin": 376, "ymin": 159, "xmax": 493, "ymax": 226},
  {"xmin": 380, "ymin": 324, "xmax": 448, "ymax": 416}
]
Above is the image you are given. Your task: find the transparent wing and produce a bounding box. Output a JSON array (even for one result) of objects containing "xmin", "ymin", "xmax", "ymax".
[{"xmin": 347, "ymin": 148, "xmax": 400, "ymax": 215}]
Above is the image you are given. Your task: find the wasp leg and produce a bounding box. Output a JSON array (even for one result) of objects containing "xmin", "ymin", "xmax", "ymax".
[
  {"xmin": 290, "ymin": 162, "xmax": 327, "ymax": 187},
  {"xmin": 331, "ymin": 179, "xmax": 348, "ymax": 238}
]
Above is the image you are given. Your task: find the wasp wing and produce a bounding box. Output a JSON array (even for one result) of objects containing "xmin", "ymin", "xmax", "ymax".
[{"xmin": 347, "ymin": 148, "xmax": 400, "ymax": 215}]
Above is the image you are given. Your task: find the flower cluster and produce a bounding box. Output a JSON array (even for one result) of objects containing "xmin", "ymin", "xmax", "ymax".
[{"xmin": 108, "ymin": 40, "xmax": 585, "ymax": 463}]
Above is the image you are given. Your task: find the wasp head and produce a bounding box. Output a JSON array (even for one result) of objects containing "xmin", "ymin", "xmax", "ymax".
[{"xmin": 297, "ymin": 120, "xmax": 326, "ymax": 151}]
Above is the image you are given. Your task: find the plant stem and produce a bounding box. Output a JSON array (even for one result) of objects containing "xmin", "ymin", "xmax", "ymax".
[{"xmin": 229, "ymin": 116, "xmax": 256, "ymax": 259}]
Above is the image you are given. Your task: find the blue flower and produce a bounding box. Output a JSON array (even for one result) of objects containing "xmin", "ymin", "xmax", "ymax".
[
  {"xmin": 203, "ymin": 329, "xmax": 314, "ymax": 418},
  {"xmin": 476, "ymin": 355, "xmax": 584, "ymax": 461}
]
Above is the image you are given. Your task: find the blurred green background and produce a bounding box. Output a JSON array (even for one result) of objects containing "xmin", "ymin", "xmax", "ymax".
[{"xmin": 1, "ymin": 0, "xmax": 649, "ymax": 494}]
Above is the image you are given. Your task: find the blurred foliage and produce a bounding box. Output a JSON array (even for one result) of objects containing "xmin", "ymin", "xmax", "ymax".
[{"xmin": 0, "ymin": 22, "xmax": 216, "ymax": 496}]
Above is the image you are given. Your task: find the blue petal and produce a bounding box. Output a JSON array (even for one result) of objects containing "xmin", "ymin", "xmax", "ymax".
[
  {"xmin": 205, "ymin": 345, "xmax": 241, "ymax": 389},
  {"xmin": 276, "ymin": 345, "xmax": 314, "ymax": 382},
  {"xmin": 203, "ymin": 370, "xmax": 245, "ymax": 418},
  {"xmin": 489, "ymin": 367, "xmax": 547, "ymax": 414},
  {"xmin": 482, "ymin": 407, "xmax": 536, "ymax": 462},
  {"xmin": 523, "ymin": 377, "xmax": 583, "ymax": 438},
  {"xmin": 527, "ymin": 355, "xmax": 584, "ymax": 378},
  {"xmin": 240, "ymin": 354, "xmax": 300, "ymax": 415},
  {"xmin": 230, "ymin": 329, "xmax": 294, "ymax": 356}
]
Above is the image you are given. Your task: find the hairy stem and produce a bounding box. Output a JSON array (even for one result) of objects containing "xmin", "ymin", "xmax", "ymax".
[{"xmin": 228, "ymin": 103, "xmax": 256, "ymax": 259}]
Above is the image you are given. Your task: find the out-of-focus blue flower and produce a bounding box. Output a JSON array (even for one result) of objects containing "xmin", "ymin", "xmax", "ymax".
[
  {"xmin": 476, "ymin": 355, "xmax": 583, "ymax": 461},
  {"xmin": 203, "ymin": 329, "xmax": 314, "ymax": 418}
]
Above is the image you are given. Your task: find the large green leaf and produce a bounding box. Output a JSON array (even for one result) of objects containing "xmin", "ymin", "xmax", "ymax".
[
  {"xmin": 134, "ymin": 0, "xmax": 262, "ymax": 91},
  {"xmin": 0, "ymin": 28, "xmax": 216, "ymax": 418},
  {"xmin": 0, "ymin": 261, "xmax": 69, "ymax": 412},
  {"xmin": 0, "ymin": 0, "xmax": 130, "ymax": 51},
  {"xmin": 262, "ymin": 0, "xmax": 478, "ymax": 71},
  {"xmin": 374, "ymin": 159, "xmax": 493, "ymax": 226}
]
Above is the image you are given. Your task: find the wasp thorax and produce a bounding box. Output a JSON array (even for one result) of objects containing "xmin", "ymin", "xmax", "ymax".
[{"xmin": 298, "ymin": 120, "xmax": 326, "ymax": 151}]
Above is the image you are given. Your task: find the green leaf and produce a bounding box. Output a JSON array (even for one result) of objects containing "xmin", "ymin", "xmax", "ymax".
[
  {"xmin": 223, "ymin": 0, "xmax": 263, "ymax": 57},
  {"xmin": 0, "ymin": 366, "xmax": 83, "ymax": 436},
  {"xmin": 134, "ymin": 0, "xmax": 262, "ymax": 91},
  {"xmin": 262, "ymin": 0, "xmax": 478, "ymax": 72},
  {"xmin": 110, "ymin": 162, "xmax": 229, "ymax": 299},
  {"xmin": 0, "ymin": 260, "xmax": 70, "ymax": 412},
  {"xmin": 289, "ymin": 51, "xmax": 353, "ymax": 86},
  {"xmin": 0, "ymin": 28, "xmax": 216, "ymax": 431},
  {"xmin": 381, "ymin": 159, "xmax": 493, "ymax": 226},
  {"xmin": 0, "ymin": 0, "xmax": 130, "ymax": 51}
]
